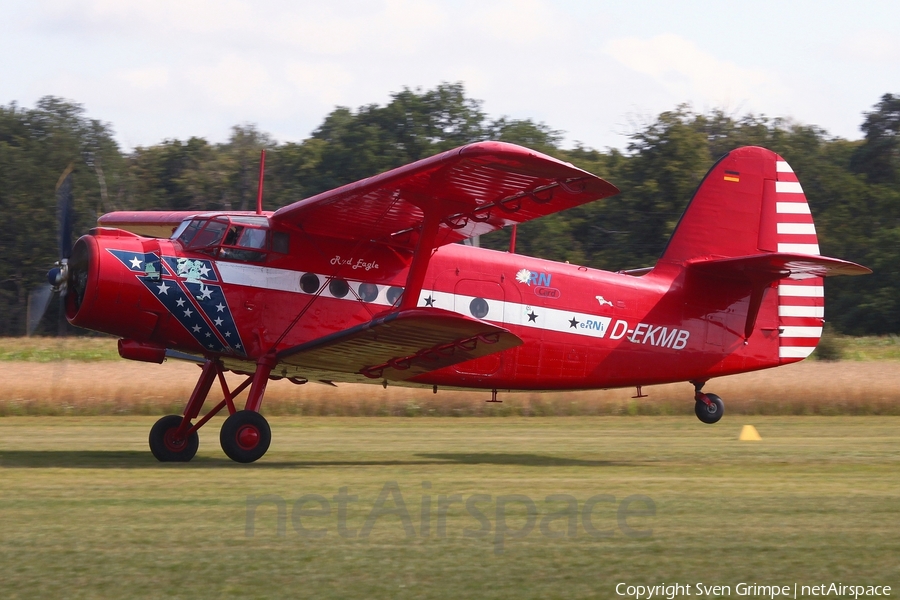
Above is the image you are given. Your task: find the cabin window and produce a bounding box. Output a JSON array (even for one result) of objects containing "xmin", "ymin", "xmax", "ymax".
[{"xmin": 219, "ymin": 224, "xmax": 267, "ymax": 262}]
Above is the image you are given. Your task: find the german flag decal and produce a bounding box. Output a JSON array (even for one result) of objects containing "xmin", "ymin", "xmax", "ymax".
[{"xmin": 723, "ymin": 170, "xmax": 740, "ymax": 182}]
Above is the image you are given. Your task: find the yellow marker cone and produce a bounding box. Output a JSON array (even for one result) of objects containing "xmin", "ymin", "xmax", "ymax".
[{"xmin": 739, "ymin": 425, "xmax": 762, "ymax": 441}]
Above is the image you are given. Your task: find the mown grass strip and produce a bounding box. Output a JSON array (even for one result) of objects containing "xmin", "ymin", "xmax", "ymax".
[{"xmin": 0, "ymin": 416, "xmax": 897, "ymax": 599}]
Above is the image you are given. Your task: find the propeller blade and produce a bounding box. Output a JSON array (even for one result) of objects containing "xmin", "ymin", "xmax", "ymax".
[
  {"xmin": 26, "ymin": 284, "xmax": 55, "ymax": 336},
  {"xmin": 56, "ymin": 165, "xmax": 75, "ymax": 260}
]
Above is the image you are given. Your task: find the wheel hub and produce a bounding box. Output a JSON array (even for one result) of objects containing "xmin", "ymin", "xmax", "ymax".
[
  {"xmin": 163, "ymin": 428, "xmax": 187, "ymax": 452},
  {"xmin": 236, "ymin": 425, "xmax": 260, "ymax": 450}
]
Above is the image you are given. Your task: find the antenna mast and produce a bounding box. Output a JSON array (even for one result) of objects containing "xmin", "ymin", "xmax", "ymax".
[{"xmin": 255, "ymin": 149, "xmax": 266, "ymax": 215}]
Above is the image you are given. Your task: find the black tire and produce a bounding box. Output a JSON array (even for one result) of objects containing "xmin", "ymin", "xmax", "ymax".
[
  {"xmin": 220, "ymin": 410, "xmax": 271, "ymax": 463},
  {"xmin": 695, "ymin": 393, "xmax": 724, "ymax": 424},
  {"xmin": 149, "ymin": 415, "xmax": 199, "ymax": 462}
]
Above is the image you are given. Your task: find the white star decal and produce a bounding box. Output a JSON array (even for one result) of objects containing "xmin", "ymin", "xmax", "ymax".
[
  {"xmin": 214, "ymin": 317, "xmax": 223, "ymax": 326},
  {"xmin": 199, "ymin": 264, "xmax": 211, "ymax": 278},
  {"xmin": 205, "ymin": 332, "xmax": 211, "ymax": 338},
  {"xmin": 175, "ymin": 298, "xmax": 185, "ymax": 307},
  {"xmin": 129, "ymin": 256, "xmax": 142, "ymax": 269},
  {"xmin": 235, "ymin": 343, "xmax": 241, "ymax": 349},
  {"xmin": 199, "ymin": 286, "xmax": 213, "ymax": 300},
  {"xmin": 157, "ymin": 282, "xmax": 169, "ymax": 295},
  {"xmin": 215, "ymin": 303, "xmax": 225, "ymax": 312},
  {"xmin": 183, "ymin": 308, "xmax": 193, "ymax": 318},
  {"xmin": 192, "ymin": 325, "xmax": 201, "ymax": 333},
  {"xmin": 224, "ymin": 331, "xmax": 231, "ymax": 337}
]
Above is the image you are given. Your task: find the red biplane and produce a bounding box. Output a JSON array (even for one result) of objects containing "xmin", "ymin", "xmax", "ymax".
[{"xmin": 47, "ymin": 142, "xmax": 869, "ymax": 462}]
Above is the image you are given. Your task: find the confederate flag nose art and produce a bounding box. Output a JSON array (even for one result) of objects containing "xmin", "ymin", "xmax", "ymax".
[{"xmin": 107, "ymin": 249, "xmax": 246, "ymax": 355}]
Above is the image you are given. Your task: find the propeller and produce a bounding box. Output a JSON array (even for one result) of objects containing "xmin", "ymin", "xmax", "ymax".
[{"xmin": 26, "ymin": 164, "xmax": 75, "ymax": 336}]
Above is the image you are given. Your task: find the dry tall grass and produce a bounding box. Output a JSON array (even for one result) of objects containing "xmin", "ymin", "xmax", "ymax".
[{"xmin": 1, "ymin": 358, "xmax": 897, "ymax": 416}]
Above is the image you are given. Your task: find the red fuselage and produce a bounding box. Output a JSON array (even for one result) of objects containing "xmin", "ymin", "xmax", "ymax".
[{"xmin": 67, "ymin": 224, "xmax": 783, "ymax": 392}]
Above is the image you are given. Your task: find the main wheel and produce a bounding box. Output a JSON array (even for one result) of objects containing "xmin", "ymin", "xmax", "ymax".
[
  {"xmin": 695, "ymin": 393, "xmax": 724, "ymax": 424},
  {"xmin": 220, "ymin": 410, "xmax": 271, "ymax": 463},
  {"xmin": 149, "ymin": 415, "xmax": 199, "ymax": 462}
]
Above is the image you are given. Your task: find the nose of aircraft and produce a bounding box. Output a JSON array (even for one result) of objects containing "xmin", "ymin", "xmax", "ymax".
[
  {"xmin": 47, "ymin": 265, "xmax": 63, "ymax": 288},
  {"xmin": 64, "ymin": 234, "xmax": 100, "ymax": 326}
]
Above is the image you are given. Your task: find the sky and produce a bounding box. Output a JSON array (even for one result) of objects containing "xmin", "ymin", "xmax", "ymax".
[{"xmin": 2, "ymin": 0, "xmax": 898, "ymax": 152}]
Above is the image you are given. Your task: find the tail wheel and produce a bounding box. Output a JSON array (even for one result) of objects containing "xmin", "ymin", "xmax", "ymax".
[
  {"xmin": 220, "ymin": 410, "xmax": 271, "ymax": 463},
  {"xmin": 149, "ymin": 415, "xmax": 199, "ymax": 462},
  {"xmin": 695, "ymin": 393, "xmax": 724, "ymax": 424}
]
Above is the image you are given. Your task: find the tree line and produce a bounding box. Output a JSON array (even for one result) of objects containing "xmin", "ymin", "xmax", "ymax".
[{"xmin": 1, "ymin": 84, "xmax": 897, "ymax": 336}]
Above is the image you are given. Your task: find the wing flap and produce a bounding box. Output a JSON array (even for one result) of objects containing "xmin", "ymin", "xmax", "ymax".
[{"xmin": 275, "ymin": 308, "xmax": 523, "ymax": 381}]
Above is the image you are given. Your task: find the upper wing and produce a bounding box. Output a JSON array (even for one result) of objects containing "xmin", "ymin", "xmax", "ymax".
[
  {"xmin": 96, "ymin": 143, "xmax": 618, "ymax": 248},
  {"xmin": 271, "ymin": 141, "xmax": 619, "ymax": 249}
]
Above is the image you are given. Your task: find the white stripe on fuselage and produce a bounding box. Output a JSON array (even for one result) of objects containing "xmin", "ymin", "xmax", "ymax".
[
  {"xmin": 423, "ymin": 290, "xmax": 613, "ymax": 338},
  {"xmin": 216, "ymin": 262, "xmax": 628, "ymax": 341}
]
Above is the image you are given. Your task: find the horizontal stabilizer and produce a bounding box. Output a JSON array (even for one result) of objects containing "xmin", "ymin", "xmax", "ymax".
[
  {"xmin": 687, "ymin": 253, "xmax": 871, "ymax": 281},
  {"xmin": 275, "ymin": 308, "xmax": 523, "ymax": 381}
]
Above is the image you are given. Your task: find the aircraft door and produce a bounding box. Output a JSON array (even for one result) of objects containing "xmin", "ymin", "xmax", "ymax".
[{"xmin": 453, "ymin": 279, "xmax": 505, "ymax": 376}]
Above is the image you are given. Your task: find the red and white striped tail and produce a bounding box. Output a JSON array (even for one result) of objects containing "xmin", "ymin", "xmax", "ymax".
[{"xmin": 772, "ymin": 157, "xmax": 824, "ymax": 362}]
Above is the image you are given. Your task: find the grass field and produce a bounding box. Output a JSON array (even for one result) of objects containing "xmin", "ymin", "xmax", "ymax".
[{"xmin": 0, "ymin": 416, "xmax": 897, "ymax": 599}]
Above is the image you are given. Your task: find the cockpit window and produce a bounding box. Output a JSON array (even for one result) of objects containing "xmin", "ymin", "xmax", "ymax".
[
  {"xmin": 173, "ymin": 219, "xmax": 203, "ymax": 246},
  {"xmin": 173, "ymin": 217, "xmax": 270, "ymax": 262},
  {"xmin": 189, "ymin": 219, "xmax": 229, "ymax": 249}
]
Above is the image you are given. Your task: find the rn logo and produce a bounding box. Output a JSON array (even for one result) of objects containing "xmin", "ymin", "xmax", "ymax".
[
  {"xmin": 515, "ymin": 269, "xmax": 559, "ymax": 299},
  {"xmin": 515, "ymin": 268, "xmax": 552, "ymax": 287}
]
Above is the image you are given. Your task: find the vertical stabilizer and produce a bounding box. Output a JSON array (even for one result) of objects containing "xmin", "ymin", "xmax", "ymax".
[{"xmin": 661, "ymin": 147, "xmax": 828, "ymax": 363}]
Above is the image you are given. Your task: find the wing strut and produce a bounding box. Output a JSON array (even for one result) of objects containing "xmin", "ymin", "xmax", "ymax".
[{"xmin": 399, "ymin": 206, "xmax": 442, "ymax": 311}]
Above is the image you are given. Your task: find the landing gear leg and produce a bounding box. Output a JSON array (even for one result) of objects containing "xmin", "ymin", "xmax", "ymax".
[
  {"xmin": 149, "ymin": 358, "xmax": 257, "ymax": 463},
  {"xmin": 691, "ymin": 380, "xmax": 724, "ymax": 425},
  {"xmin": 219, "ymin": 356, "xmax": 275, "ymax": 463},
  {"xmin": 149, "ymin": 359, "xmax": 217, "ymax": 462}
]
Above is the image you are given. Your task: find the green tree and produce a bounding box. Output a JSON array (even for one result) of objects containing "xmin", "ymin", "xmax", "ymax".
[
  {"xmin": 851, "ymin": 93, "xmax": 900, "ymax": 185},
  {"xmin": 305, "ymin": 82, "xmax": 489, "ymax": 195},
  {"xmin": 0, "ymin": 97, "xmax": 122, "ymax": 335}
]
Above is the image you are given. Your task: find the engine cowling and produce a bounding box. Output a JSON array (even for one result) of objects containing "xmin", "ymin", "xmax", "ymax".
[{"xmin": 66, "ymin": 228, "xmax": 162, "ymax": 340}]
